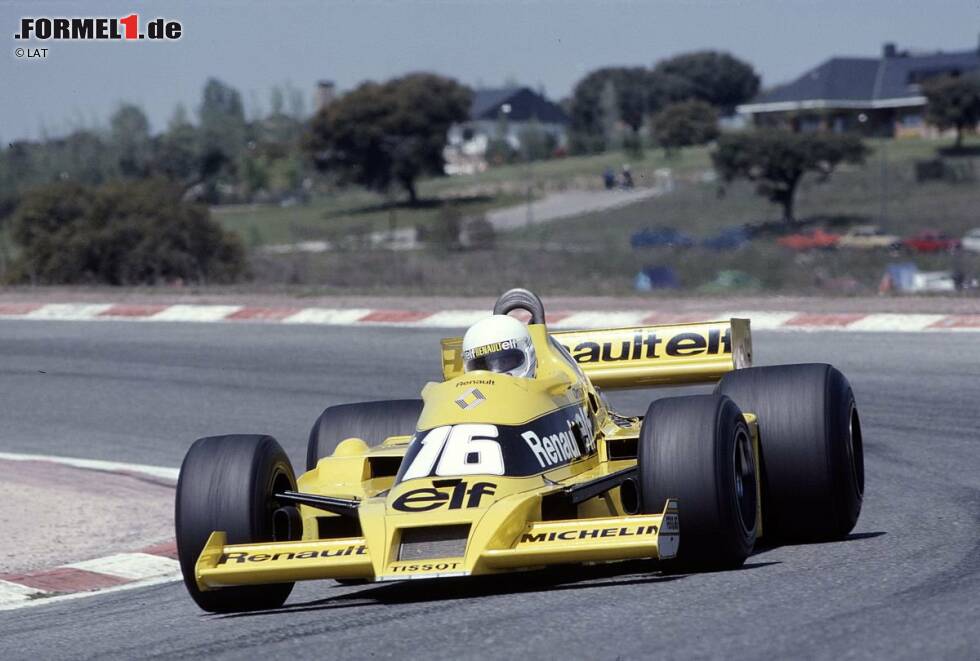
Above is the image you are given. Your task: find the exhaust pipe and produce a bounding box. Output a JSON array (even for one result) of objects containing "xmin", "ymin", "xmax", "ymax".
[
  {"xmin": 273, "ymin": 505, "xmax": 303, "ymax": 541},
  {"xmin": 620, "ymin": 477, "xmax": 641, "ymax": 515}
]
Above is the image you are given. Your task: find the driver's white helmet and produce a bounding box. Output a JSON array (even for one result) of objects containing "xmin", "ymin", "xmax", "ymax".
[{"xmin": 461, "ymin": 315, "xmax": 537, "ymax": 378}]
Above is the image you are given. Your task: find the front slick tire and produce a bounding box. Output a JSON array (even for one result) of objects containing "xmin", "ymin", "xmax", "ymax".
[
  {"xmin": 639, "ymin": 395, "xmax": 757, "ymax": 570},
  {"xmin": 176, "ymin": 434, "xmax": 296, "ymax": 613}
]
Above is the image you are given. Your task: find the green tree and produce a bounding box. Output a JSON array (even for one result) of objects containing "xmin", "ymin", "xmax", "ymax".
[
  {"xmin": 518, "ymin": 119, "xmax": 557, "ymax": 161},
  {"xmin": 13, "ymin": 130, "xmax": 115, "ymax": 186},
  {"xmin": 712, "ymin": 131, "xmax": 868, "ymax": 222},
  {"xmin": 923, "ymin": 74, "xmax": 980, "ymax": 149},
  {"xmin": 9, "ymin": 179, "xmax": 244, "ymax": 285},
  {"xmin": 62, "ymin": 130, "xmax": 117, "ymax": 183},
  {"xmin": 153, "ymin": 104, "xmax": 201, "ymax": 186},
  {"xmin": 284, "ymin": 81, "xmax": 307, "ymax": 120},
  {"xmin": 110, "ymin": 103, "xmax": 153, "ymax": 178},
  {"xmin": 599, "ymin": 79, "xmax": 621, "ymax": 150},
  {"xmin": 568, "ymin": 74, "xmax": 605, "ymax": 153},
  {"xmin": 653, "ymin": 51, "xmax": 760, "ymax": 113},
  {"xmin": 307, "ymin": 73, "xmax": 470, "ymax": 204},
  {"xmin": 569, "ymin": 67, "xmax": 652, "ymax": 153},
  {"xmin": 270, "ymin": 85, "xmax": 285, "ymax": 116},
  {"xmin": 646, "ymin": 69, "xmax": 697, "ymax": 110},
  {"xmin": 485, "ymin": 138, "xmax": 517, "ymax": 165},
  {"xmin": 198, "ymin": 78, "xmax": 248, "ymax": 179},
  {"xmin": 650, "ymin": 100, "xmax": 719, "ymax": 156},
  {"xmin": 239, "ymin": 155, "xmax": 270, "ymax": 196},
  {"xmin": 0, "ymin": 133, "xmax": 104, "ymax": 196}
]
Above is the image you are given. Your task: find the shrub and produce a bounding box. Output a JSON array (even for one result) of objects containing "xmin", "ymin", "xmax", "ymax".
[
  {"xmin": 460, "ymin": 215, "xmax": 496, "ymax": 250},
  {"xmin": 423, "ymin": 204, "xmax": 463, "ymax": 251},
  {"xmin": 9, "ymin": 179, "xmax": 245, "ymax": 285}
]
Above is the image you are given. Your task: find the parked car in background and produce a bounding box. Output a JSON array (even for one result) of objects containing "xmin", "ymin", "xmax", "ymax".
[
  {"xmin": 902, "ymin": 229, "xmax": 960, "ymax": 253},
  {"xmin": 961, "ymin": 228, "xmax": 980, "ymax": 253},
  {"xmin": 777, "ymin": 228, "xmax": 840, "ymax": 251},
  {"xmin": 630, "ymin": 227, "xmax": 695, "ymax": 249},
  {"xmin": 837, "ymin": 225, "xmax": 901, "ymax": 250},
  {"xmin": 702, "ymin": 227, "xmax": 751, "ymax": 251}
]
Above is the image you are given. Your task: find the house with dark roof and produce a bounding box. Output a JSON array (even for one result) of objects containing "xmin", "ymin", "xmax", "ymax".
[
  {"xmin": 469, "ymin": 87, "xmax": 569, "ymax": 125},
  {"xmin": 444, "ymin": 86, "xmax": 569, "ymax": 174},
  {"xmin": 738, "ymin": 41, "xmax": 980, "ymax": 137}
]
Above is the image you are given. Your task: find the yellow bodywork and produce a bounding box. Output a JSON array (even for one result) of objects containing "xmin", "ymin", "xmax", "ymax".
[{"xmin": 195, "ymin": 319, "xmax": 757, "ymax": 589}]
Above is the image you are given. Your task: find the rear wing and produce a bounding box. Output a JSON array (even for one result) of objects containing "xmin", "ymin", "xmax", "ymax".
[{"xmin": 441, "ymin": 319, "xmax": 751, "ymax": 389}]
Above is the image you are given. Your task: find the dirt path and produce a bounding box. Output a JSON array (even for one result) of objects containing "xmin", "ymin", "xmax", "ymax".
[
  {"xmin": 485, "ymin": 187, "xmax": 663, "ymax": 230},
  {"xmin": 260, "ymin": 186, "xmax": 667, "ymax": 253}
]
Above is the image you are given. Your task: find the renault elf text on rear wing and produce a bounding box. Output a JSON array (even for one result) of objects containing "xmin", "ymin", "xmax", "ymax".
[{"xmin": 441, "ymin": 319, "xmax": 752, "ymax": 388}]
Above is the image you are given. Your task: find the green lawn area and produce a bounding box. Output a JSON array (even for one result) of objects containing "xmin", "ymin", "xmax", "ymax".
[
  {"xmin": 214, "ymin": 144, "xmax": 714, "ymax": 247},
  {"xmin": 420, "ymin": 146, "xmax": 713, "ymax": 195},
  {"xmin": 246, "ymin": 136, "xmax": 980, "ymax": 295},
  {"xmin": 508, "ymin": 137, "xmax": 978, "ymax": 246},
  {"xmin": 214, "ymin": 190, "xmax": 526, "ymax": 246},
  {"xmin": 488, "ymin": 136, "xmax": 980, "ymax": 294}
]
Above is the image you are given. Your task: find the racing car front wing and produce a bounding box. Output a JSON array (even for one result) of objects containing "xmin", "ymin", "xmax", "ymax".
[{"xmin": 194, "ymin": 499, "xmax": 679, "ymax": 588}]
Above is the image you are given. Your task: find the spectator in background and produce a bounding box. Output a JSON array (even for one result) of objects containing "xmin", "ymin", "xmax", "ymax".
[
  {"xmin": 621, "ymin": 164, "xmax": 634, "ymax": 190},
  {"xmin": 952, "ymin": 249, "xmax": 965, "ymax": 291},
  {"xmin": 603, "ymin": 167, "xmax": 616, "ymax": 190}
]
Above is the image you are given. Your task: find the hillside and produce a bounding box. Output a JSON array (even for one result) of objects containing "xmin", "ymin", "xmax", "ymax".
[{"xmin": 239, "ymin": 137, "xmax": 979, "ymax": 295}]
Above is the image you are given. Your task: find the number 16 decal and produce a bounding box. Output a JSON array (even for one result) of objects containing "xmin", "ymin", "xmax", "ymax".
[{"xmin": 401, "ymin": 424, "xmax": 504, "ymax": 479}]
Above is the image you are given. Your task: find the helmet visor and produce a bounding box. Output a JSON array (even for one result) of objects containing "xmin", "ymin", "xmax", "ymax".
[{"xmin": 464, "ymin": 348, "xmax": 526, "ymax": 375}]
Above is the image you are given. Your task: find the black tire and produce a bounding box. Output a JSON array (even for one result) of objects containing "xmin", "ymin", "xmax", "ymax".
[
  {"xmin": 715, "ymin": 363, "xmax": 864, "ymax": 542},
  {"xmin": 306, "ymin": 399, "xmax": 423, "ymax": 470},
  {"xmin": 638, "ymin": 394, "xmax": 757, "ymax": 569},
  {"xmin": 176, "ymin": 434, "xmax": 296, "ymax": 613},
  {"xmin": 492, "ymin": 288, "xmax": 546, "ymax": 324}
]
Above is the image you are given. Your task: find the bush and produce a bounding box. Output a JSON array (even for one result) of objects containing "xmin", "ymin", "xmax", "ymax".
[
  {"xmin": 9, "ymin": 179, "xmax": 245, "ymax": 285},
  {"xmin": 460, "ymin": 215, "xmax": 496, "ymax": 250},
  {"xmin": 518, "ymin": 124, "xmax": 559, "ymax": 162},
  {"xmin": 621, "ymin": 132, "xmax": 645, "ymax": 159},
  {"xmin": 420, "ymin": 204, "xmax": 463, "ymax": 251},
  {"xmin": 485, "ymin": 138, "xmax": 518, "ymax": 165}
]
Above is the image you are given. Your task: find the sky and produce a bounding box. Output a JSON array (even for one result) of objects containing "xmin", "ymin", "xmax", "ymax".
[{"xmin": 1, "ymin": 0, "xmax": 978, "ymax": 142}]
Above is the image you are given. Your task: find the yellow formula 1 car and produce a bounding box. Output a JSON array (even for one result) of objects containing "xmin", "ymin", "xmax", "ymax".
[{"xmin": 176, "ymin": 289, "xmax": 864, "ymax": 613}]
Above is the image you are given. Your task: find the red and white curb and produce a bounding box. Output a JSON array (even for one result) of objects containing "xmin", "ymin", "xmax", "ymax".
[
  {"xmin": 0, "ymin": 452, "xmax": 180, "ymax": 611},
  {"xmin": 1, "ymin": 302, "xmax": 979, "ymax": 331}
]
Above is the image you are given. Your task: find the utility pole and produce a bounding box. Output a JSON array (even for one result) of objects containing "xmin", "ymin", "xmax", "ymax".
[
  {"xmin": 858, "ymin": 112, "xmax": 887, "ymax": 224},
  {"xmin": 526, "ymin": 137, "xmax": 534, "ymax": 229},
  {"xmin": 524, "ymin": 112, "xmax": 543, "ymax": 229},
  {"xmin": 879, "ymin": 136, "xmax": 888, "ymax": 225}
]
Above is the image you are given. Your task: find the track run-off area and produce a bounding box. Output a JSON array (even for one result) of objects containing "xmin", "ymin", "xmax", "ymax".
[{"xmin": 0, "ymin": 318, "xmax": 977, "ymax": 659}]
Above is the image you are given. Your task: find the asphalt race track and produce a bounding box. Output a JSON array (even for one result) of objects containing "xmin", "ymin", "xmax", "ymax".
[{"xmin": 1, "ymin": 319, "xmax": 978, "ymax": 659}]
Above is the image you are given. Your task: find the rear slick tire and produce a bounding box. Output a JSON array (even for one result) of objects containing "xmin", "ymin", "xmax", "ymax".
[
  {"xmin": 306, "ymin": 399, "xmax": 423, "ymax": 470},
  {"xmin": 639, "ymin": 394, "xmax": 757, "ymax": 570},
  {"xmin": 715, "ymin": 363, "xmax": 864, "ymax": 542},
  {"xmin": 176, "ymin": 434, "xmax": 296, "ymax": 613}
]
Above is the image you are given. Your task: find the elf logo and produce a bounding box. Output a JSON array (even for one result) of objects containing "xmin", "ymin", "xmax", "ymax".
[{"xmin": 391, "ymin": 479, "xmax": 496, "ymax": 512}]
